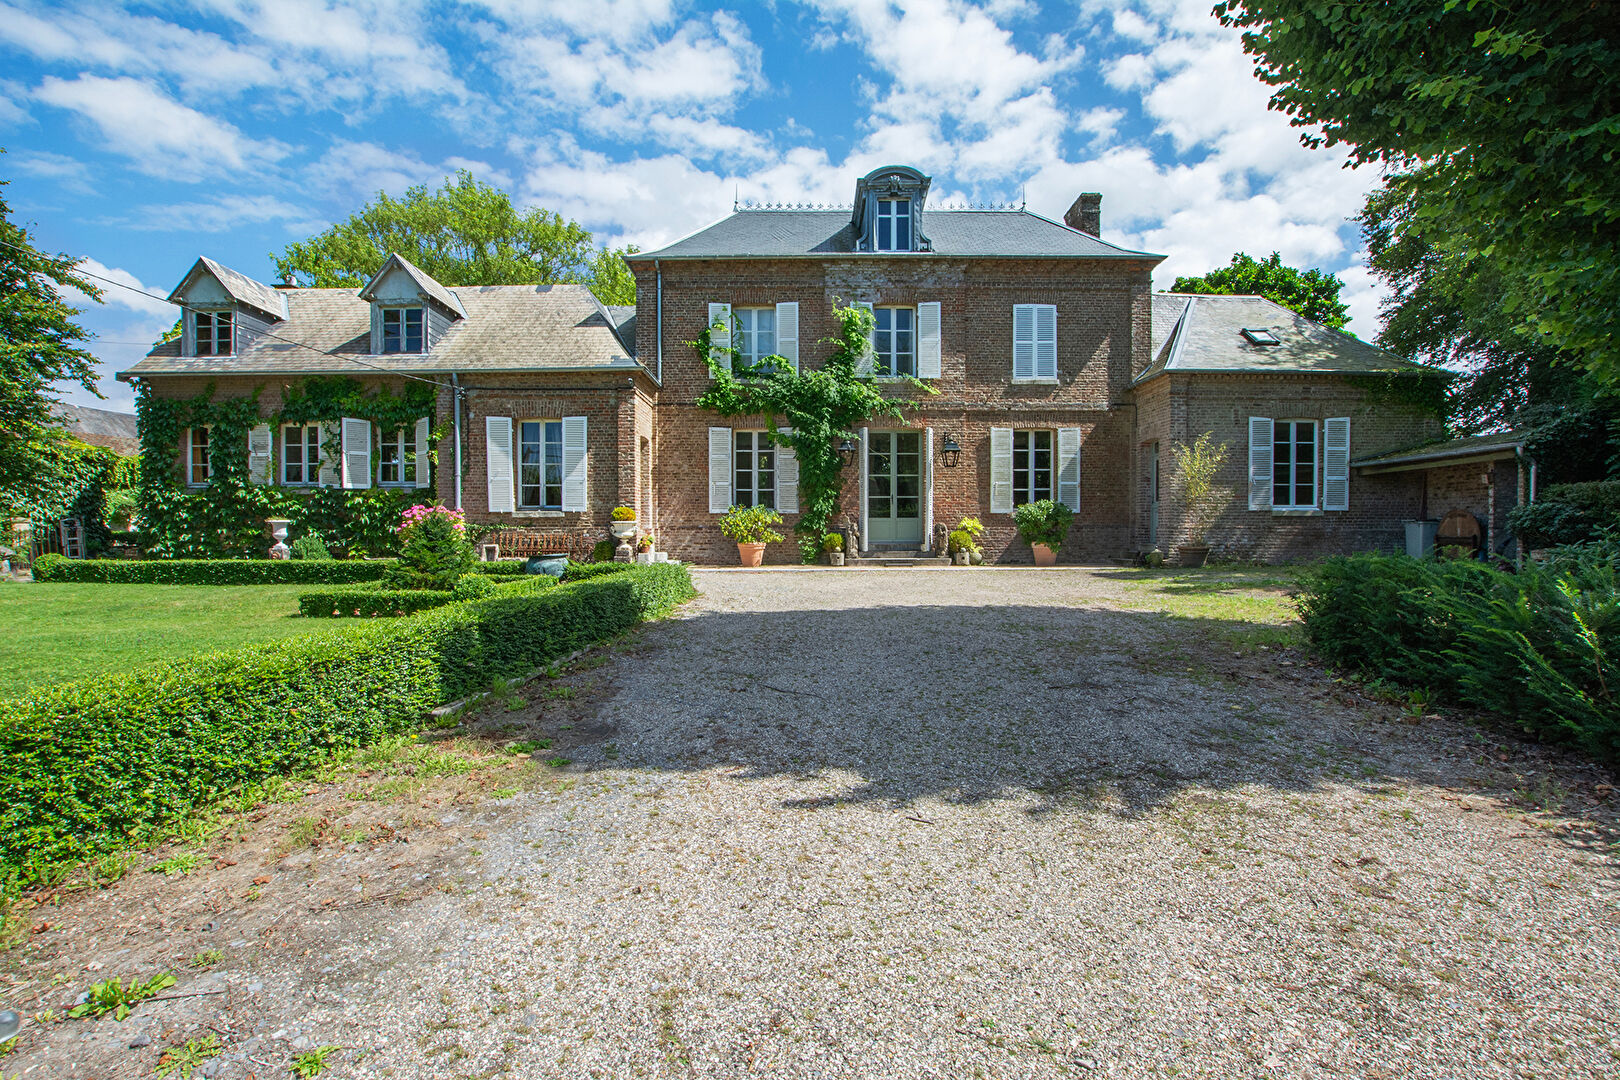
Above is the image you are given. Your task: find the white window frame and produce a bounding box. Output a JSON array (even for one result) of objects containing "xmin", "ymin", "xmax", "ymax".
[
  {"xmin": 193, "ymin": 310, "xmax": 233, "ymax": 357},
  {"xmin": 1011, "ymin": 429, "xmax": 1055, "ymax": 505},
  {"xmin": 875, "ymin": 198, "xmax": 912, "ymax": 252},
  {"xmin": 1272, "ymin": 419, "xmax": 1319, "ymax": 511},
  {"xmin": 733, "ymin": 307, "xmax": 777, "ymax": 372},
  {"xmin": 733, "ymin": 430, "xmax": 776, "ymax": 509},
  {"xmin": 281, "ymin": 423, "xmax": 322, "ymax": 486},
  {"xmin": 186, "ymin": 426, "xmax": 211, "ymax": 487},
  {"xmin": 381, "ymin": 307, "xmax": 425, "ymax": 354},
  {"xmin": 873, "ymin": 306, "xmax": 916, "ymax": 378},
  {"xmin": 516, "ymin": 419, "xmax": 564, "ymax": 510},
  {"xmin": 377, "ymin": 425, "xmax": 419, "ymax": 487}
]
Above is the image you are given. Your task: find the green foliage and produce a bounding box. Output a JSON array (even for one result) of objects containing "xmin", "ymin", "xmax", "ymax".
[
  {"xmin": 717, "ymin": 504, "xmax": 785, "ymax": 545},
  {"xmin": 67, "ymin": 971, "xmax": 176, "ymax": 1021},
  {"xmin": 384, "ymin": 510, "xmax": 472, "ymax": 590},
  {"xmin": 272, "ymin": 169, "xmax": 636, "ymax": 305},
  {"xmin": 0, "ymin": 563, "xmax": 695, "ymax": 879},
  {"xmin": 1296, "ymin": 549, "xmax": 1619, "ymax": 762},
  {"xmin": 450, "ymin": 573, "xmax": 497, "ymax": 600},
  {"xmin": 1169, "ymin": 432, "xmax": 1231, "ymax": 545},
  {"xmin": 156, "ymin": 1034, "xmax": 221, "ymax": 1078},
  {"xmin": 0, "ymin": 160, "xmax": 103, "ymax": 492},
  {"xmin": 301, "ymin": 565, "xmax": 553, "ymax": 618},
  {"xmin": 1012, "ymin": 500, "xmax": 1073, "ymax": 550},
  {"xmin": 611, "ymin": 505, "xmax": 637, "ymax": 521},
  {"xmin": 563, "ymin": 560, "xmax": 633, "ymax": 582},
  {"xmin": 820, "ymin": 532, "xmax": 843, "ymax": 553},
  {"xmin": 289, "ymin": 1045, "xmax": 344, "ymax": 1078},
  {"xmin": 1171, "ymin": 252, "xmax": 1350, "ymax": 329},
  {"xmin": 948, "ymin": 516, "xmax": 986, "ymax": 556},
  {"xmin": 290, "ymin": 531, "xmax": 332, "ymax": 561},
  {"xmin": 696, "ymin": 302, "xmax": 929, "ymax": 561},
  {"xmin": 1214, "ymin": 2, "xmax": 1620, "ymax": 386},
  {"xmin": 32, "ymin": 555, "xmax": 388, "ymax": 585},
  {"xmin": 0, "ymin": 435, "xmax": 128, "ymax": 555},
  {"xmin": 591, "ymin": 538, "xmax": 616, "ymax": 563},
  {"xmin": 1508, "ymin": 482, "xmax": 1620, "ymax": 549}
]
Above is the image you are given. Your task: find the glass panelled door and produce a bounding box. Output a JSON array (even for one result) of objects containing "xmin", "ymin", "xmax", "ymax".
[{"xmin": 867, "ymin": 431, "xmax": 923, "ymax": 544}]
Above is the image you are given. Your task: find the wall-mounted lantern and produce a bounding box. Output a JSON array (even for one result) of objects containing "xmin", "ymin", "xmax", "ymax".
[
  {"xmin": 837, "ymin": 438, "xmax": 857, "ymax": 467},
  {"xmin": 939, "ymin": 434, "xmax": 963, "ymax": 469}
]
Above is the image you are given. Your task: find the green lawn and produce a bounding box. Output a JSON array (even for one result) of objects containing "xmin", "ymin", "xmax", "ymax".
[{"xmin": 0, "ymin": 583, "xmax": 319, "ymax": 698}]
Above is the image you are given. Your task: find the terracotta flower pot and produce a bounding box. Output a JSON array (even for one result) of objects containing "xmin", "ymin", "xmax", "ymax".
[
  {"xmin": 1177, "ymin": 544, "xmax": 1210, "ymax": 568},
  {"xmin": 737, "ymin": 542, "xmax": 766, "ymax": 567},
  {"xmin": 1032, "ymin": 543, "xmax": 1058, "ymax": 566}
]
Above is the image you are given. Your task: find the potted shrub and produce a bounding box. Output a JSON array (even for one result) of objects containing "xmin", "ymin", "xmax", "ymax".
[
  {"xmin": 636, "ymin": 532, "xmax": 656, "ymax": 564},
  {"xmin": 1013, "ymin": 500, "xmax": 1073, "ymax": 566},
  {"xmin": 1170, "ymin": 432, "xmax": 1229, "ymax": 568},
  {"xmin": 821, "ymin": 532, "xmax": 845, "ymax": 566},
  {"xmin": 948, "ymin": 516, "xmax": 985, "ymax": 565},
  {"xmin": 609, "ymin": 506, "xmax": 637, "ymax": 540},
  {"xmin": 718, "ymin": 504, "xmax": 784, "ymax": 567}
]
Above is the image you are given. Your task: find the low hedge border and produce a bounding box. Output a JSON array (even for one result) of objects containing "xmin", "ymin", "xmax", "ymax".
[
  {"xmin": 32, "ymin": 555, "xmax": 532, "ymax": 585},
  {"xmin": 0, "ymin": 562, "xmax": 696, "ymax": 879},
  {"xmin": 298, "ymin": 574, "xmax": 556, "ymax": 618}
]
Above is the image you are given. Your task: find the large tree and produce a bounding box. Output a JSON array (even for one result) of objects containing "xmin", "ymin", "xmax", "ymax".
[
  {"xmin": 0, "ymin": 163, "xmax": 102, "ymax": 491},
  {"xmin": 1171, "ymin": 251, "xmax": 1349, "ymax": 329},
  {"xmin": 274, "ymin": 171, "xmax": 637, "ymax": 304},
  {"xmin": 1214, "ymin": 1, "xmax": 1620, "ymax": 384}
]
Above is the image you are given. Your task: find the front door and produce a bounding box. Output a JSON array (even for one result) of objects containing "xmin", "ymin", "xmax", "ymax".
[{"xmin": 868, "ymin": 431, "xmax": 923, "ymax": 545}]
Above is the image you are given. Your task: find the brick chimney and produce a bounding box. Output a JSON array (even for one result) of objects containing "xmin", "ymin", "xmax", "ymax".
[{"xmin": 1064, "ymin": 193, "xmax": 1102, "ymax": 236}]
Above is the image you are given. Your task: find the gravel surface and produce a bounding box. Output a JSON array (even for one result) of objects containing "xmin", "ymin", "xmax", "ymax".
[{"xmin": 6, "ymin": 568, "xmax": 1619, "ymax": 1079}]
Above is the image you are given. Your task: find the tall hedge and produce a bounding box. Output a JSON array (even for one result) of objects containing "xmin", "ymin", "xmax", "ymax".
[
  {"xmin": 1506, "ymin": 480, "xmax": 1620, "ymax": 549},
  {"xmin": 0, "ymin": 563, "xmax": 695, "ymax": 879}
]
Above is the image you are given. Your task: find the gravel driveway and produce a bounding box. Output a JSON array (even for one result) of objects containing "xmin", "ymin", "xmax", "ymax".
[{"xmin": 8, "ymin": 568, "xmax": 1619, "ymax": 1078}]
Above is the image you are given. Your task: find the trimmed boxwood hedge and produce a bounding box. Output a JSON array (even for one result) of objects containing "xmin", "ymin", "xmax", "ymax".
[
  {"xmin": 32, "ymin": 555, "xmax": 531, "ymax": 585},
  {"xmin": 0, "ymin": 563, "xmax": 696, "ymax": 879},
  {"xmin": 298, "ymin": 574, "xmax": 556, "ymax": 618}
]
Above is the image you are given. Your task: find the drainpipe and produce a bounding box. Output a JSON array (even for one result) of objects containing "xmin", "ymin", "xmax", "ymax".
[
  {"xmin": 655, "ymin": 260, "xmax": 664, "ymax": 385},
  {"xmin": 451, "ymin": 372, "xmax": 463, "ymax": 511}
]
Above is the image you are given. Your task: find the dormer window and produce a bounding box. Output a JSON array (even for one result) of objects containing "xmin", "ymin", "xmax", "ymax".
[
  {"xmin": 382, "ymin": 308, "xmax": 425, "ymax": 354},
  {"xmin": 875, "ymin": 199, "xmax": 912, "ymax": 251},
  {"xmin": 194, "ymin": 310, "xmax": 233, "ymax": 356},
  {"xmin": 1241, "ymin": 328, "xmax": 1281, "ymax": 346}
]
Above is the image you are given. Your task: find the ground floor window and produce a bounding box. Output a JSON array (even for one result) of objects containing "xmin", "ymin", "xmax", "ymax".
[
  {"xmin": 1273, "ymin": 420, "xmax": 1317, "ymax": 509},
  {"xmin": 1012, "ymin": 430, "xmax": 1053, "ymax": 504},
  {"xmin": 734, "ymin": 430, "xmax": 775, "ymax": 508},
  {"xmin": 378, "ymin": 426, "xmax": 418, "ymax": 486},
  {"xmin": 282, "ymin": 424, "xmax": 321, "ymax": 485},
  {"xmin": 187, "ymin": 426, "xmax": 211, "ymax": 486},
  {"xmin": 519, "ymin": 420, "xmax": 563, "ymax": 509}
]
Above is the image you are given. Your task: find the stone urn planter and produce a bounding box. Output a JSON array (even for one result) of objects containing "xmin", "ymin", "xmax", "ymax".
[
  {"xmin": 609, "ymin": 520, "xmax": 637, "ymax": 541},
  {"xmin": 265, "ymin": 518, "xmax": 293, "ymax": 560},
  {"xmin": 737, "ymin": 542, "xmax": 766, "ymax": 567},
  {"xmin": 826, "ymin": 551, "xmax": 845, "ymax": 567},
  {"xmin": 1177, "ymin": 544, "xmax": 1210, "ymax": 568},
  {"xmin": 1031, "ymin": 543, "xmax": 1058, "ymax": 567}
]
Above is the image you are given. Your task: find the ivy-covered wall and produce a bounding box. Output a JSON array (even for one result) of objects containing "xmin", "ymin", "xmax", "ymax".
[
  {"xmin": 135, "ymin": 376, "xmax": 442, "ymax": 558},
  {"xmin": 0, "ymin": 435, "xmax": 133, "ymax": 557}
]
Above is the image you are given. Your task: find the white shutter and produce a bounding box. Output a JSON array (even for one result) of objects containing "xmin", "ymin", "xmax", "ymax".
[
  {"xmin": 775, "ymin": 428, "xmax": 798, "ymax": 514},
  {"xmin": 317, "ymin": 422, "xmax": 339, "ymax": 487},
  {"xmin": 707, "ymin": 302, "xmax": 732, "ymax": 367},
  {"xmin": 1057, "ymin": 427, "xmax": 1081, "ymax": 511},
  {"xmin": 340, "ymin": 417, "xmax": 371, "ymax": 490},
  {"xmin": 854, "ymin": 301, "xmax": 875, "ymax": 376},
  {"xmin": 858, "ymin": 426, "xmax": 869, "ymax": 550},
  {"xmin": 708, "ymin": 426, "xmax": 732, "ymax": 513},
  {"xmin": 247, "ymin": 424, "xmax": 272, "ymax": 485},
  {"xmin": 181, "ymin": 311, "xmax": 196, "ymax": 357},
  {"xmin": 775, "ymin": 302, "xmax": 799, "ymax": 372},
  {"xmin": 1323, "ymin": 417, "xmax": 1351, "ymax": 511},
  {"xmin": 1035, "ymin": 304, "xmax": 1057, "ymax": 379},
  {"xmin": 413, "ymin": 415, "xmax": 432, "ymax": 489},
  {"xmin": 1248, "ymin": 417, "xmax": 1274, "ymax": 511},
  {"xmin": 369, "ymin": 305, "xmax": 382, "ymax": 355},
  {"xmin": 561, "ymin": 415, "xmax": 588, "ymax": 512},
  {"xmin": 1012, "ymin": 305, "xmax": 1036, "ymax": 380},
  {"xmin": 917, "ymin": 301, "xmax": 941, "ymax": 379},
  {"xmin": 990, "ymin": 427, "xmax": 1014, "ymax": 514},
  {"xmin": 486, "ymin": 416, "xmax": 514, "ymax": 514}
]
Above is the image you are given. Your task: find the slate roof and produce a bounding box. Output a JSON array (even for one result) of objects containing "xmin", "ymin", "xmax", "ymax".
[
  {"xmin": 53, "ymin": 403, "xmax": 139, "ymax": 456},
  {"xmin": 1352, "ymin": 430, "xmax": 1526, "ymax": 470},
  {"xmin": 119, "ymin": 284, "xmax": 641, "ymax": 379},
  {"xmin": 1135, "ymin": 294, "xmax": 1435, "ymax": 383},
  {"xmin": 169, "ymin": 256, "xmax": 288, "ymax": 319},
  {"xmin": 606, "ymin": 305, "xmax": 637, "ymax": 356},
  {"xmin": 632, "ymin": 209, "xmax": 1161, "ymax": 260},
  {"xmin": 359, "ymin": 252, "xmax": 468, "ymax": 318}
]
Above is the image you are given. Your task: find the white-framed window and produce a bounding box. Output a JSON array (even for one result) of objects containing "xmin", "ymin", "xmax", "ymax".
[
  {"xmin": 733, "ymin": 307, "xmax": 777, "ymax": 372},
  {"xmin": 733, "ymin": 430, "xmax": 776, "ymax": 509},
  {"xmin": 875, "ymin": 198, "xmax": 912, "ymax": 251},
  {"xmin": 378, "ymin": 426, "xmax": 419, "ymax": 486},
  {"xmin": 282, "ymin": 424, "xmax": 321, "ymax": 485},
  {"xmin": 187, "ymin": 426, "xmax": 211, "ymax": 486},
  {"xmin": 1273, "ymin": 420, "xmax": 1318, "ymax": 509},
  {"xmin": 381, "ymin": 308, "xmax": 424, "ymax": 354},
  {"xmin": 1012, "ymin": 430, "xmax": 1054, "ymax": 504},
  {"xmin": 194, "ymin": 310, "xmax": 233, "ymax": 356},
  {"xmin": 873, "ymin": 307, "xmax": 915, "ymax": 377},
  {"xmin": 1012, "ymin": 304, "xmax": 1057, "ymax": 380},
  {"xmin": 518, "ymin": 420, "xmax": 563, "ymax": 509}
]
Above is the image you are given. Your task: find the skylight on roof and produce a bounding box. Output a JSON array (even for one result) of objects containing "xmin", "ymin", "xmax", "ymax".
[{"xmin": 1241, "ymin": 328, "xmax": 1281, "ymax": 346}]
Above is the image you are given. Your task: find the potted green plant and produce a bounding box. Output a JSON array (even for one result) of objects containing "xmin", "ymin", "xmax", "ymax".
[
  {"xmin": 636, "ymin": 532, "xmax": 656, "ymax": 564},
  {"xmin": 947, "ymin": 516, "xmax": 985, "ymax": 566},
  {"xmin": 1170, "ymin": 432, "xmax": 1229, "ymax": 568},
  {"xmin": 821, "ymin": 531, "xmax": 845, "ymax": 566},
  {"xmin": 609, "ymin": 505, "xmax": 637, "ymax": 540},
  {"xmin": 719, "ymin": 504, "xmax": 785, "ymax": 567},
  {"xmin": 1012, "ymin": 500, "xmax": 1073, "ymax": 566}
]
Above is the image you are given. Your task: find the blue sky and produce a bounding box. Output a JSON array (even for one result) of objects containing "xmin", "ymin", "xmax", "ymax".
[{"xmin": 0, "ymin": 0, "xmax": 1385, "ymax": 413}]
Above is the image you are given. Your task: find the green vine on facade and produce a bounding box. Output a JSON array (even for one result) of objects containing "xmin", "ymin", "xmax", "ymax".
[{"xmin": 694, "ymin": 303, "xmax": 934, "ymax": 562}]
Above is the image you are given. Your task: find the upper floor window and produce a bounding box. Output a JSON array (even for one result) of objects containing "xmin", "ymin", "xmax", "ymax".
[
  {"xmin": 734, "ymin": 308, "xmax": 776, "ymax": 372},
  {"xmin": 875, "ymin": 198, "xmax": 912, "ymax": 251},
  {"xmin": 1273, "ymin": 420, "xmax": 1317, "ymax": 510},
  {"xmin": 1012, "ymin": 303, "xmax": 1058, "ymax": 380},
  {"xmin": 518, "ymin": 420, "xmax": 563, "ymax": 509},
  {"xmin": 382, "ymin": 307, "xmax": 424, "ymax": 354},
  {"xmin": 873, "ymin": 307, "xmax": 915, "ymax": 377},
  {"xmin": 378, "ymin": 426, "xmax": 419, "ymax": 486},
  {"xmin": 187, "ymin": 426, "xmax": 211, "ymax": 486},
  {"xmin": 282, "ymin": 424, "xmax": 321, "ymax": 485},
  {"xmin": 194, "ymin": 310, "xmax": 233, "ymax": 356}
]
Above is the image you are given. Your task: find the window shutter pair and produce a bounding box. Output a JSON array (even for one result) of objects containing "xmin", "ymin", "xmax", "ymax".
[
  {"xmin": 1013, "ymin": 304, "xmax": 1057, "ymax": 379},
  {"xmin": 706, "ymin": 301, "xmax": 800, "ymax": 371},
  {"xmin": 247, "ymin": 425, "xmax": 272, "ymax": 485},
  {"xmin": 1247, "ymin": 416, "xmax": 1350, "ymax": 510},
  {"xmin": 486, "ymin": 416, "xmax": 587, "ymax": 513},
  {"xmin": 707, "ymin": 426, "xmax": 797, "ymax": 514}
]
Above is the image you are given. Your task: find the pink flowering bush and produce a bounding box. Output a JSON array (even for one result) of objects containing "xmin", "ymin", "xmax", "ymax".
[{"xmin": 397, "ymin": 504, "xmax": 466, "ymax": 538}]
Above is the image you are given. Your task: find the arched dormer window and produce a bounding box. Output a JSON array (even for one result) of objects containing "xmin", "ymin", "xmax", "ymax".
[{"xmin": 852, "ymin": 166, "xmax": 932, "ymax": 253}]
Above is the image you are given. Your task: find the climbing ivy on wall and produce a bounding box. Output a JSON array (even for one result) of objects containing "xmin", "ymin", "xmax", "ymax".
[
  {"xmin": 134, "ymin": 377, "xmax": 440, "ymax": 559},
  {"xmin": 695, "ymin": 303, "xmax": 932, "ymax": 562},
  {"xmin": 0, "ymin": 435, "xmax": 130, "ymax": 557}
]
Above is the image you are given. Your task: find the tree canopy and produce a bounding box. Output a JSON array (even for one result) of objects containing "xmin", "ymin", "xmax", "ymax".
[
  {"xmin": 274, "ymin": 170, "xmax": 637, "ymax": 305},
  {"xmin": 0, "ymin": 163, "xmax": 102, "ymax": 492},
  {"xmin": 1214, "ymin": 0, "xmax": 1620, "ymax": 384},
  {"xmin": 1170, "ymin": 252, "xmax": 1349, "ymax": 329}
]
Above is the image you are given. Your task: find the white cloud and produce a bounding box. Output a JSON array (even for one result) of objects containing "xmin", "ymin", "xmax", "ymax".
[
  {"xmin": 122, "ymin": 194, "xmax": 311, "ymax": 233},
  {"xmin": 74, "ymin": 258, "xmax": 174, "ymax": 318}
]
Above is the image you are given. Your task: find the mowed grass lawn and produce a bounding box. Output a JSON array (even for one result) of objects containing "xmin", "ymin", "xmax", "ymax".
[{"xmin": 0, "ymin": 583, "xmax": 318, "ymax": 698}]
